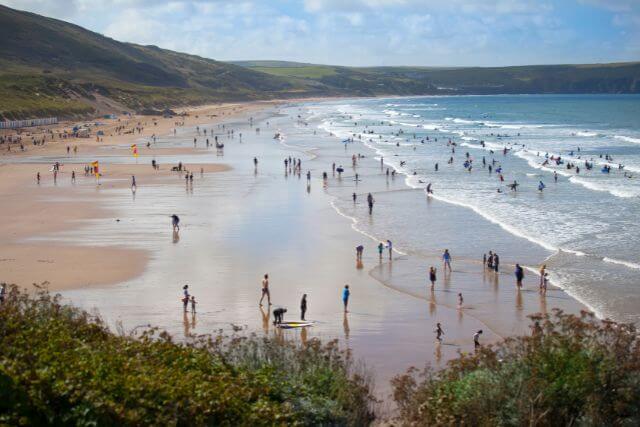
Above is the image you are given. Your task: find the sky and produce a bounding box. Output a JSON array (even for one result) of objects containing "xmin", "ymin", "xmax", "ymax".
[{"xmin": 3, "ymin": 0, "xmax": 639, "ymax": 66}]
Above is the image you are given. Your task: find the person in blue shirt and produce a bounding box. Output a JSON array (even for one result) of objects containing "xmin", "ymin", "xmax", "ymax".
[
  {"xmin": 443, "ymin": 249, "xmax": 452, "ymax": 273},
  {"xmin": 342, "ymin": 285, "xmax": 350, "ymax": 313}
]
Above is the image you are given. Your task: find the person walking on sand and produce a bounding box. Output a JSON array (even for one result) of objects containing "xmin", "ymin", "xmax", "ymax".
[
  {"xmin": 131, "ymin": 175, "xmax": 137, "ymax": 190},
  {"xmin": 171, "ymin": 214, "xmax": 180, "ymax": 231},
  {"xmin": 377, "ymin": 242, "xmax": 384, "ymax": 261},
  {"xmin": 435, "ymin": 322, "xmax": 444, "ymax": 342},
  {"xmin": 259, "ymin": 274, "xmax": 271, "ymax": 306},
  {"xmin": 515, "ymin": 264, "xmax": 524, "ymax": 288},
  {"xmin": 429, "ymin": 266, "xmax": 437, "ymax": 289},
  {"xmin": 71, "ymin": 171, "xmax": 76, "ymax": 184},
  {"xmin": 367, "ymin": 193, "xmax": 374, "ymax": 215},
  {"xmin": 352, "ymin": 192, "xmax": 357, "ymax": 204},
  {"xmin": 190, "ymin": 295, "xmax": 197, "ymax": 314},
  {"xmin": 300, "ymin": 294, "xmax": 307, "ymax": 321},
  {"xmin": 443, "ymin": 249, "xmax": 452, "ymax": 273},
  {"xmin": 342, "ymin": 285, "xmax": 350, "ymax": 313},
  {"xmin": 474, "ymin": 330, "xmax": 483, "ymax": 349},
  {"xmin": 356, "ymin": 245, "xmax": 364, "ymax": 262},
  {"xmin": 458, "ymin": 293, "xmax": 464, "ymax": 308}
]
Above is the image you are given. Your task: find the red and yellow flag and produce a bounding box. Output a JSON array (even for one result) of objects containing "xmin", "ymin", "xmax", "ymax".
[{"xmin": 130, "ymin": 144, "xmax": 138, "ymax": 158}]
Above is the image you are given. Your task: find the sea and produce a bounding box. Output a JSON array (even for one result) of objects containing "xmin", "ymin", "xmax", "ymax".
[{"xmin": 283, "ymin": 94, "xmax": 640, "ymax": 325}]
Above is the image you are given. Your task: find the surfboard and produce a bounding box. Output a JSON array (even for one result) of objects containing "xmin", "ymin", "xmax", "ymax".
[{"xmin": 276, "ymin": 321, "xmax": 315, "ymax": 328}]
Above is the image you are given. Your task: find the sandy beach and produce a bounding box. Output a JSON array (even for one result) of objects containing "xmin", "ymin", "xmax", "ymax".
[{"xmin": 0, "ymin": 100, "xmax": 589, "ymax": 402}]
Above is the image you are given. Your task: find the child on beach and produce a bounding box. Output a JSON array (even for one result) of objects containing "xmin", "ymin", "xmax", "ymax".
[
  {"xmin": 190, "ymin": 296, "xmax": 196, "ymax": 314},
  {"xmin": 378, "ymin": 242, "xmax": 384, "ymax": 260},
  {"xmin": 458, "ymin": 293, "xmax": 464, "ymax": 308},
  {"xmin": 435, "ymin": 323, "xmax": 444, "ymax": 342},
  {"xmin": 429, "ymin": 266, "xmax": 437, "ymax": 289}
]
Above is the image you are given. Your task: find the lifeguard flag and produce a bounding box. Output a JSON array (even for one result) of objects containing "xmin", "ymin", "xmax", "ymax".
[
  {"xmin": 91, "ymin": 161, "xmax": 99, "ymax": 177},
  {"xmin": 131, "ymin": 144, "xmax": 138, "ymax": 157}
]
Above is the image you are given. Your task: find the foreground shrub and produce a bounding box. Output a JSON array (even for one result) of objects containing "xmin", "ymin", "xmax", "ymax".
[
  {"xmin": 0, "ymin": 284, "xmax": 376, "ymax": 426},
  {"xmin": 392, "ymin": 310, "xmax": 640, "ymax": 426}
]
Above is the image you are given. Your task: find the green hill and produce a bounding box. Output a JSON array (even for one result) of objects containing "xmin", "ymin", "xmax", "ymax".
[
  {"xmin": 0, "ymin": 5, "xmax": 321, "ymax": 120},
  {"xmin": 1, "ymin": 4, "xmax": 639, "ymax": 121},
  {"xmin": 234, "ymin": 60, "xmax": 640, "ymax": 96}
]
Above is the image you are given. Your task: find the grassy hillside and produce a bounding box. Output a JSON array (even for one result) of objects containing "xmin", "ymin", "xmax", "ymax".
[
  {"xmin": 0, "ymin": 5, "xmax": 322, "ymax": 120},
  {"xmin": 1, "ymin": 3, "xmax": 639, "ymax": 121},
  {"xmin": 236, "ymin": 60, "xmax": 640, "ymax": 95}
]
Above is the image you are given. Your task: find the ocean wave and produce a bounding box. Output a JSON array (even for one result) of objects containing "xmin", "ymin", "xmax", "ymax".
[
  {"xmin": 576, "ymin": 131, "xmax": 599, "ymax": 137},
  {"xmin": 614, "ymin": 135, "xmax": 640, "ymax": 144},
  {"xmin": 603, "ymin": 257, "xmax": 640, "ymax": 270},
  {"xmin": 568, "ymin": 176, "xmax": 640, "ymax": 198}
]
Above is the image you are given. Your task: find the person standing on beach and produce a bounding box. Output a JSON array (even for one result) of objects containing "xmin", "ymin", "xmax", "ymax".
[
  {"xmin": 377, "ymin": 242, "xmax": 384, "ymax": 261},
  {"xmin": 387, "ymin": 240, "xmax": 393, "ymax": 260},
  {"xmin": 493, "ymin": 253, "xmax": 500, "ymax": 273},
  {"xmin": 352, "ymin": 193, "xmax": 357, "ymax": 204},
  {"xmin": 300, "ymin": 294, "xmax": 307, "ymax": 321},
  {"xmin": 458, "ymin": 293, "xmax": 464, "ymax": 308},
  {"xmin": 435, "ymin": 323, "xmax": 444, "ymax": 342},
  {"xmin": 443, "ymin": 249, "xmax": 452, "ymax": 273},
  {"xmin": 71, "ymin": 171, "xmax": 76, "ymax": 184},
  {"xmin": 539, "ymin": 264, "xmax": 547, "ymax": 288},
  {"xmin": 356, "ymin": 245, "xmax": 364, "ymax": 262},
  {"xmin": 259, "ymin": 274, "xmax": 271, "ymax": 306},
  {"xmin": 36, "ymin": 172, "xmax": 40, "ymax": 184},
  {"xmin": 342, "ymin": 285, "xmax": 350, "ymax": 313},
  {"xmin": 367, "ymin": 193, "xmax": 374, "ymax": 215},
  {"xmin": 171, "ymin": 214, "xmax": 180, "ymax": 232},
  {"xmin": 515, "ymin": 264, "xmax": 524, "ymax": 288},
  {"xmin": 182, "ymin": 285, "xmax": 190, "ymax": 312},
  {"xmin": 190, "ymin": 296, "xmax": 197, "ymax": 314},
  {"xmin": 474, "ymin": 330, "xmax": 483, "ymax": 349},
  {"xmin": 429, "ymin": 266, "xmax": 437, "ymax": 289}
]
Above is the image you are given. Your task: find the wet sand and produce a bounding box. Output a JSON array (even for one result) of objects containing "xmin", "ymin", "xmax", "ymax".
[{"xmin": 0, "ymin": 102, "xmax": 589, "ymax": 403}]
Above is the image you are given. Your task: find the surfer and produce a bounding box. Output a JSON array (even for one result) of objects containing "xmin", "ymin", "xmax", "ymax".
[{"xmin": 273, "ymin": 308, "xmax": 287, "ymax": 325}]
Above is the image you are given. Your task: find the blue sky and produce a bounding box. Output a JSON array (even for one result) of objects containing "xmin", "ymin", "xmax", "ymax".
[{"xmin": 3, "ymin": 0, "xmax": 639, "ymax": 66}]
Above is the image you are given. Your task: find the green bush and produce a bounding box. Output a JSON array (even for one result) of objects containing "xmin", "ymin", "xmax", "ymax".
[
  {"xmin": 392, "ymin": 310, "xmax": 640, "ymax": 426},
  {"xmin": 0, "ymin": 284, "xmax": 376, "ymax": 426}
]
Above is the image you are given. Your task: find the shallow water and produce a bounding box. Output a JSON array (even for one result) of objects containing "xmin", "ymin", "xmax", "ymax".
[{"xmin": 290, "ymin": 95, "xmax": 640, "ymax": 324}]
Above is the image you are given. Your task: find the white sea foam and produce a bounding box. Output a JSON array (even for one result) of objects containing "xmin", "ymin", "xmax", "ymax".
[
  {"xmin": 576, "ymin": 131, "xmax": 598, "ymax": 137},
  {"xmin": 603, "ymin": 257, "xmax": 640, "ymax": 270},
  {"xmin": 614, "ymin": 135, "xmax": 640, "ymax": 144}
]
